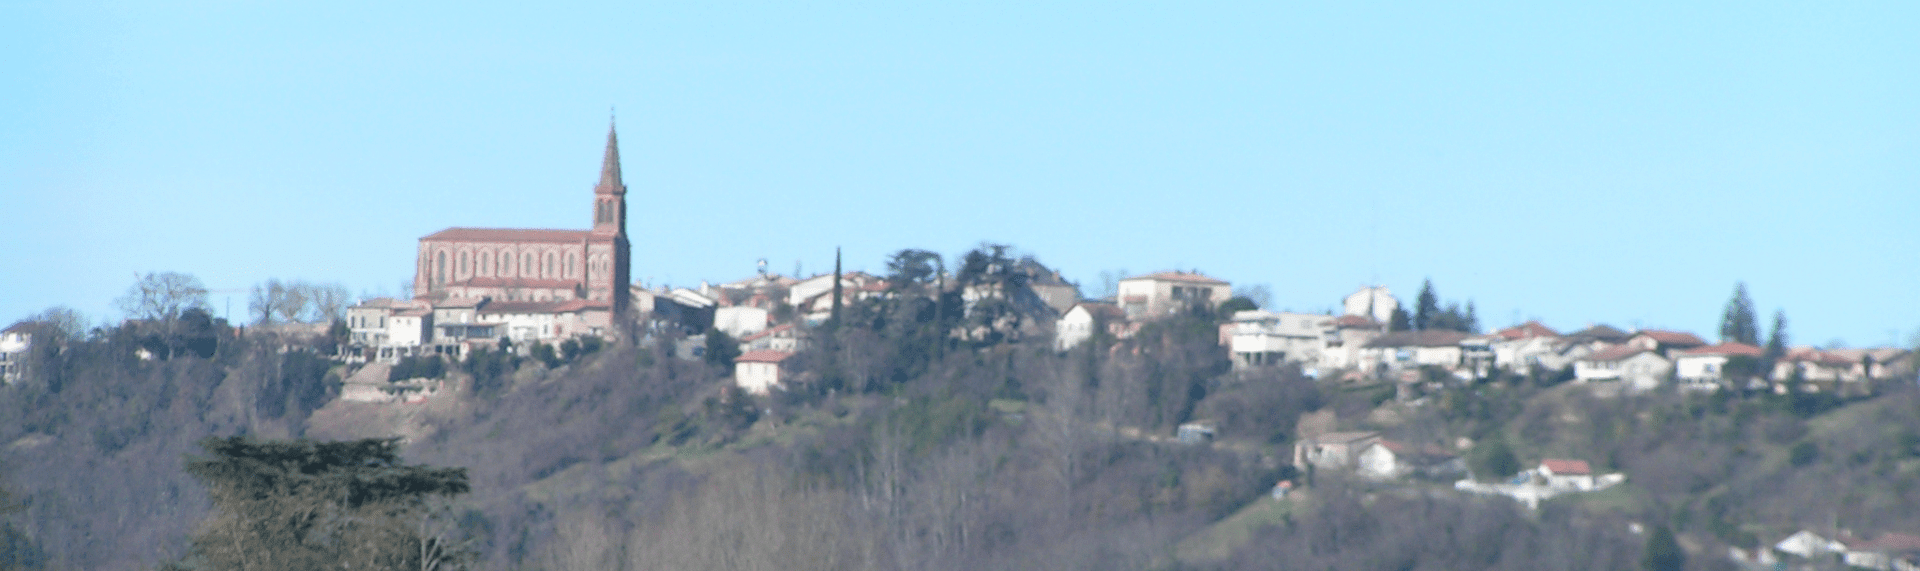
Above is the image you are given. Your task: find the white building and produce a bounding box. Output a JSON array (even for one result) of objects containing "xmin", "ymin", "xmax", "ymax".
[
  {"xmin": 1342, "ymin": 286, "xmax": 1398, "ymax": 324},
  {"xmin": 714, "ymin": 305, "xmax": 770, "ymax": 339},
  {"xmin": 1055, "ymin": 302, "xmax": 1125, "ymax": 351},
  {"xmin": 1573, "ymin": 346, "xmax": 1671, "ymax": 391},
  {"xmin": 734, "ymin": 350, "xmax": 794, "ymax": 394},
  {"xmin": 1672, "ymin": 342, "xmax": 1763, "ymax": 391},
  {"xmin": 1, "ymin": 322, "xmax": 33, "ymax": 383},
  {"xmin": 1116, "ymin": 271, "xmax": 1230, "ymax": 320},
  {"xmin": 1226, "ymin": 310, "xmax": 1333, "ymax": 369}
]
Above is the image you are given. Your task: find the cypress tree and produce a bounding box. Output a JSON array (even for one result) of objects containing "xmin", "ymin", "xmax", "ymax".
[{"xmin": 1719, "ymin": 282, "xmax": 1759, "ymax": 345}]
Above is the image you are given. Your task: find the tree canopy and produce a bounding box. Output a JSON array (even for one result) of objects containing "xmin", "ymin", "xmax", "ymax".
[
  {"xmin": 1719, "ymin": 282, "xmax": 1760, "ymax": 345},
  {"xmin": 181, "ymin": 436, "xmax": 470, "ymax": 571}
]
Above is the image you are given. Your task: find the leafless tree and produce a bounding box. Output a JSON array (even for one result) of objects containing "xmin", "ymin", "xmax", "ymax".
[{"xmin": 115, "ymin": 271, "xmax": 209, "ymax": 322}]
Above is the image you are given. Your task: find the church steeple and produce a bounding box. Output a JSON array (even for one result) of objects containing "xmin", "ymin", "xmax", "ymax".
[{"xmin": 592, "ymin": 119, "xmax": 627, "ymax": 236}]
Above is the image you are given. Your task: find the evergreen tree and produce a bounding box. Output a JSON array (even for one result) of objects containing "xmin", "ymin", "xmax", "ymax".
[
  {"xmin": 1464, "ymin": 300, "xmax": 1479, "ymax": 333},
  {"xmin": 181, "ymin": 437, "xmax": 471, "ymax": 571},
  {"xmin": 1414, "ymin": 279, "xmax": 1439, "ymax": 331},
  {"xmin": 1641, "ymin": 524, "xmax": 1685, "ymax": 571},
  {"xmin": 1764, "ymin": 309, "xmax": 1788, "ymax": 362},
  {"xmin": 1388, "ymin": 306, "xmax": 1412, "ymax": 332},
  {"xmin": 1719, "ymin": 282, "xmax": 1759, "ymax": 344}
]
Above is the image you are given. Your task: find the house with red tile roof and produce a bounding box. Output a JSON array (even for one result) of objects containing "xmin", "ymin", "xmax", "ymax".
[
  {"xmin": 1488, "ymin": 321, "xmax": 1563, "ymax": 373},
  {"xmin": 734, "ymin": 350, "xmax": 795, "ymax": 394},
  {"xmin": 1626, "ymin": 329, "xmax": 1708, "ymax": 356},
  {"xmin": 1673, "ymin": 342, "xmax": 1764, "ymax": 390},
  {"xmin": 1536, "ymin": 459, "xmax": 1596, "ymax": 490}
]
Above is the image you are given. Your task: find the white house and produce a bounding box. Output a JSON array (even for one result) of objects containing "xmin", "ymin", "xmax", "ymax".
[
  {"xmin": 1775, "ymin": 530, "xmax": 1845, "ymax": 559},
  {"xmin": 1673, "ymin": 342, "xmax": 1764, "ymax": 391},
  {"xmin": 1357, "ymin": 330, "xmax": 1471, "ymax": 374},
  {"xmin": 740, "ymin": 323, "xmax": 800, "ymax": 353},
  {"xmin": 1, "ymin": 322, "xmax": 34, "ymax": 383},
  {"xmin": 1356, "ymin": 440, "xmax": 1465, "ymax": 480},
  {"xmin": 714, "ymin": 305, "xmax": 770, "ymax": 339},
  {"xmin": 1116, "ymin": 271, "xmax": 1230, "ymax": 320},
  {"xmin": 1056, "ymin": 302, "xmax": 1126, "ymax": 351},
  {"xmin": 1625, "ymin": 329, "xmax": 1708, "ymax": 357},
  {"xmin": 1573, "ymin": 346, "xmax": 1671, "ymax": 391},
  {"xmin": 1536, "ymin": 459, "xmax": 1595, "ymax": 491},
  {"xmin": 1293, "ymin": 431, "xmax": 1381, "ymax": 469},
  {"xmin": 734, "ymin": 350, "xmax": 794, "ymax": 394},
  {"xmin": 1318, "ymin": 315, "xmax": 1385, "ymax": 370},
  {"xmin": 1488, "ymin": 321, "xmax": 1561, "ymax": 372},
  {"xmin": 1225, "ymin": 310, "xmax": 1334, "ymax": 369}
]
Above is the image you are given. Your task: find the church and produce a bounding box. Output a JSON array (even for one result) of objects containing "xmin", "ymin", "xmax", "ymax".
[{"xmin": 412, "ymin": 124, "xmax": 632, "ymax": 316}]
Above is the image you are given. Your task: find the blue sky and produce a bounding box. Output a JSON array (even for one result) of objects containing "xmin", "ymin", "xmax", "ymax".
[{"xmin": 3, "ymin": 1, "xmax": 1916, "ymax": 347}]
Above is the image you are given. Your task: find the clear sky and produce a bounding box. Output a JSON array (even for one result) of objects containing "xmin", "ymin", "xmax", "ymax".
[{"xmin": 4, "ymin": 1, "xmax": 1916, "ymax": 347}]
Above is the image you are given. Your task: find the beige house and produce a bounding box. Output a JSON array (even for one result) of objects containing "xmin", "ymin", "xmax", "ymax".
[
  {"xmin": 1357, "ymin": 330, "xmax": 1471, "ymax": 374},
  {"xmin": 1488, "ymin": 321, "xmax": 1561, "ymax": 372},
  {"xmin": 1318, "ymin": 315, "xmax": 1385, "ymax": 370},
  {"xmin": 734, "ymin": 350, "xmax": 794, "ymax": 394},
  {"xmin": 1342, "ymin": 286, "xmax": 1398, "ymax": 324},
  {"xmin": 1116, "ymin": 271, "xmax": 1230, "ymax": 320},
  {"xmin": 1536, "ymin": 459, "xmax": 1595, "ymax": 490}
]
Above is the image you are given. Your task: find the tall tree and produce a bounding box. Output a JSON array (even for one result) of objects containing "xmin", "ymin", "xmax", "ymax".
[
  {"xmin": 1719, "ymin": 282, "xmax": 1759, "ymax": 344},
  {"xmin": 116, "ymin": 271, "xmax": 209, "ymax": 323},
  {"xmin": 1388, "ymin": 306, "xmax": 1412, "ymax": 332},
  {"xmin": 1464, "ymin": 300, "xmax": 1480, "ymax": 333},
  {"xmin": 1414, "ymin": 279, "xmax": 1439, "ymax": 331},
  {"xmin": 181, "ymin": 437, "xmax": 471, "ymax": 571},
  {"xmin": 1641, "ymin": 524, "xmax": 1685, "ymax": 571},
  {"xmin": 1764, "ymin": 309, "xmax": 1789, "ymax": 363}
]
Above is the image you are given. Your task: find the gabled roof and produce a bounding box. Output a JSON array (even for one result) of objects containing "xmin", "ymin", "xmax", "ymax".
[
  {"xmin": 735, "ymin": 350, "xmax": 793, "ymax": 364},
  {"xmin": 1069, "ymin": 302, "xmax": 1127, "ymax": 322},
  {"xmin": 1495, "ymin": 321, "xmax": 1559, "ymax": 340},
  {"xmin": 1632, "ymin": 329, "xmax": 1707, "ymax": 347},
  {"xmin": 1677, "ymin": 342, "xmax": 1764, "ymax": 358},
  {"xmin": 421, "ymin": 228, "xmax": 591, "ymax": 243},
  {"xmin": 1539, "ymin": 459, "xmax": 1592, "ymax": 475},
  {"xmin": 2, "ymin": 321, "xmax": 35, "ymax": 335},
  {"xmin": 1311, "ymin": 431, "xmax": 1381, "ymax": 444},
  {"xmin": 1119, "ymin": 271, "xmax": 1228, "ymax": 285},
  {"xmin": 1363, "ymin": 330, "xmax": 1470, "ymax": 348},
  {"xmin": 1581, "ymin": 345, "xmax": 1658, "ymax": 363},
  {"xmin": 1565, "ymin": 324, "xmax": 1630, "ymax": 342},
  {"xmin": 478, "ymin": 299, "xmax": 606, "ymax": 315}
]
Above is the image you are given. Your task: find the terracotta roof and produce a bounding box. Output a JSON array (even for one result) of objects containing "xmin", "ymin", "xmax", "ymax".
[
  {"xmin": 1363, "ymin": 330, "xmax": 1470, "ymax": 348},
  {"xmin": 1120, "ymin": 271, "xmax": 1228, "ymax": 285},
  {"xmin": 2, "ymin": 321, "xmax": 34, "ymax": 334},
  {"xmin": 395, "ymin": 308, "xmax": 431, "ymax": 317},
  {"xmin": 1334, "ymin": 315, "xmax": 1381, "ymax": 328},
  {"xmin": 1632, "ymin": 330, "xmax": 1707, "ymax": 347},
  {"xmin": 431, "ymin": 297, "xmax": 486, "ymax": 309},
  {"xmin": 739, "ymin": 323, "xmax": 794, "ymax": 343},
  {"xmin": 1071, "ymin": 302, "xmax": 1127, "ymax": 321},
  {"xmin": 422, "ymin": 228, "xmax": 591, "ymax": 243},
  {"xmin": 478, "ymin": 299, "xmax": 607, "ymax": 315},
  {"xmin": 1539, "ymin": 459, "xmax": 1591, "ymax": 475},
  {"xmin": 1677, "ymin": 342, "xmax": 1764, "ymax": 357},
  {"xmin": 1566, "ymin": 324, "xmax": 1630, "ymax": 342},
  {"xmin": 1857, "ymin": 532, "xmax": 1920, "ymax": 553},
  {"xmin": 1582, "ymin": 345, "xmax": 1656, "ymax": 362},
  {"xmin": 735, "ymin": 350, "xmax": 794, "ymax": 364},
  {"xmin": 1496, "ymin": 321, "xmax": 1559, "ymax": 340}
]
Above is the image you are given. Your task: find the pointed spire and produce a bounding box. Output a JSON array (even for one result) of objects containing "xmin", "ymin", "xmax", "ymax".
[{"xmin": 596, "ymin": 117, "xmax": 623, "ymax": 195}]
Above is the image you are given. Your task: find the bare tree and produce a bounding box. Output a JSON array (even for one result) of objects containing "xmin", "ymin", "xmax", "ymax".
[
  {"xmin": 116, "ymin": 271, "xmax": 209, "ymax": 322},
  {"xmin": 28, "ymin": 305, "xmax": 90, "ymax": 340}
]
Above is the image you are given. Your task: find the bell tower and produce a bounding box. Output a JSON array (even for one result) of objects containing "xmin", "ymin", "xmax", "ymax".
[{"xmin": 589, "ymin": 120, "xmax": 633, "ymax": 316}]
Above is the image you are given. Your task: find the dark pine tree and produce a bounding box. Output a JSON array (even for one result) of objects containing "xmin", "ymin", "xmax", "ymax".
[
  {"xmin": 1719, "ymin": 282, "xmax": 1760, "ymax": 344},
  {"xmin": 1414, "ymin": 279, "xmax": 1439, "ymax": 331}
]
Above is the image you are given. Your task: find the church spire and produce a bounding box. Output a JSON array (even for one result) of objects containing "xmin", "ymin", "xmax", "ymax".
[{"xmin": 596, "ymin": 118, "xmax": 624, "ymax": 195}]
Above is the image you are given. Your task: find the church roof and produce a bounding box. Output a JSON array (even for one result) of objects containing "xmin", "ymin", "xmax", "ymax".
[
  {"xmin": 421, "ymin": 228, "xmax": 589, "ymax": 243},
  {"xmin": 596, "ymin": 121, "xmax": 624, "ymax": 195}
]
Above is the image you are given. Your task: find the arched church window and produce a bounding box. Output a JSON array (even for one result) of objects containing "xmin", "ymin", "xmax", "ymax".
[
  {"xmin": 545, "ymin": 253, "xmax": 555, "ymax": 278},
  {"xmin": 435, "ymin": 252, "xmax": 447, "ymax": 285},
  {"xmin": 525, "ymin": 253, "xmax": 535, "ymax": 277},
  {"xmin": 500, "ymin": 252, "xmax": 511, "ymax": 276},
  {"xmin": 480, "ymin": 250, "xmax": 491, "ymax": 276},
  {"xmin": 565, "ymin": 254, "xmax": 575, "ymax": 278},
  {"xmin": 458, "ymin": 252, "xmax": 469, "ymax": 277}
]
